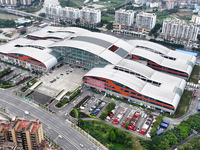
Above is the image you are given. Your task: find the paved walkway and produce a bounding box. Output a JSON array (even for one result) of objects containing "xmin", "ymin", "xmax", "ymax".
[
  {"xmin": 70, "ymin": 122, "xmax": 109, "ymax": 150},
  {"xmin": 29, "ymin": 81, "xmax": 41, "ymax": 90}
]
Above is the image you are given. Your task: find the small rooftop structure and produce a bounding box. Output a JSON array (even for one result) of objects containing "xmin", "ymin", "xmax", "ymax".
[
  {"xmin": 175, "ymin": 49, "xmax": 198, "ymax": 57},
  {"xmin": 15, "ymin": 17, "xmax": 32, "ymax": 24},
  {"xmin": 156, "ymin": 129, "xmax": 163, "ymax": 135}
]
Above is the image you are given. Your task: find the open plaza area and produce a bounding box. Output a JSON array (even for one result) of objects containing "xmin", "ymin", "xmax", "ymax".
[{"xmin": 36, "ymin": 64, "xmax": 87, "ymax": 97}]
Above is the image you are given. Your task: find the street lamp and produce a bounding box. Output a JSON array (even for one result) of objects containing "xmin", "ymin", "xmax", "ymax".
[
  {"xmin": 87, "ymin": 131, "xmax": 90, "ymax": 138},
  {"xmin": 72, "ymin": 100, "xmax": 76, "ymax": 107}
]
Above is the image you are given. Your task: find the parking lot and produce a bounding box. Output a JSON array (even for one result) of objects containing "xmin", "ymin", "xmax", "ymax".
[
  {"xmin": 77, "ymin": 91, "xmax": 160, "ymax": 138},
  {"xmin": 37, "ymin": 64, "xmax": 88, "ymax": 97}
]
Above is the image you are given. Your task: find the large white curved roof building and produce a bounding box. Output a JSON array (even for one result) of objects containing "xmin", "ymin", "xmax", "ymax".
[{"xmin": 0, "ymin": 26, "xmax": 194, "ymax": 113}]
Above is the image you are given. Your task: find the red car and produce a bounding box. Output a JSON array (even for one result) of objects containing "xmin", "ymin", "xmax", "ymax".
[
  {"xmin": 108, "ymin": 112, "xmax": 114, "ymax": 118},
  {"xmin": 139, "ymin": 128, "xmax": 146, "ymax": 135},
  {"xmin": 128, "ymin": 124, "xmax": 135, "ymax": 130},
  {"xmin": 121, "ymin": 123, "xmax": 125, "ymax": 128},
  {"xmin": 112, "ymin": 119, "xmax": 119, "ymax": 124}
]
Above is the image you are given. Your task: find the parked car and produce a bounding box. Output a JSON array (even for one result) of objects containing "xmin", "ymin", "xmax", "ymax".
[
  {"xmin": 136, "ymin": 128, "xmax": 140, "ymax": 132},
  {"xmin": 133, "ymin": 126, "xmax": 137, "ymax": 131},
  {"xmin": 25, "ymin": 111, "xmax": 29, "ymax": 115},
  {"xmin": 91, "ymin": 105, "xmax": 96, "ymax": 109}
]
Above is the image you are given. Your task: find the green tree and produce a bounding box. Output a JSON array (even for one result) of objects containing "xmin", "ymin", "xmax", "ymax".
[
  {"xmin": 100, "ymin": 111, "xmax": 108, "ymax": 120},
  {"xmin": 197, "ymin": 34, "xmax": 200, "ymax": 41},
  {"xmin": 39, "ymin": 13, "xmax": 46, "ymax": 17},
  {"xmin": 77, "ymin": 119, "xmax": 84, "ymax": 127},
  {"xmin": 166, "ymin": 132, "xmax": 178, "ymax": 145},
  {"xmin": 150, "ymin": 127, "xmax": 157, "ymax": 137},
  {"xmin": 178, "ymin": 146, "xmax": 184, "ymax": 150},
  {"xmin": 105, "ymin": 131, "xmax": 110, "ymax": 140},
  {"xmin": 106, "ymin": 22, "xmax": 113, "ymax": 30},
  {"xmin": 157, "ymin": 138, "xmax": 170, "ymax": 150},
  {"xmin": 25, "ymin": 16, "xmax": 31, "ymax": 19},
  {"xmin": 125, "ymin": 121, "xmax": 129, "ymax": 129},
  {"xmin": 154, "ymin": 33, "xmax": 159, "ymax": 38},
  {"xmin": 20, "ymin": 30, "xmax": 26, "ymax": 35},
  {"xmin": 110, "ymin": 130, "xmax": 116, "ymax": 142},
  {"xmin": 148, "ymin": 32, "xmax": 152, "ymax": 36},
  {"xmin": 36, "ymin": 17, "xmax": 43, "ymax": 22},
  {"xmin": 126, "ymin": 141, "xmax": 133, "ymax": 148},
  {"xmin": 105, "ymin": 102, "xmax": 116, "ymax": 112},
  {"xmin": 107, "ymin": 9, "xmax": 115, "ymax": 14},
  {"xmin": 116, "ymin": 131, "xmax": 126, "ymax": 143}
]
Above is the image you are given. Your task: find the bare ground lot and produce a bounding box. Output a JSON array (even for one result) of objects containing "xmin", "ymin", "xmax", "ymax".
[{"xmin": 27, "ymin": 91, "xmax": 52, "ymax": 105}]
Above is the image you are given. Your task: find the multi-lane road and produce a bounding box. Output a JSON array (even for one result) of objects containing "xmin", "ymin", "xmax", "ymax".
[{"xmin": 0, "ymin": 88, "xmax": 98, "ymax": 150}]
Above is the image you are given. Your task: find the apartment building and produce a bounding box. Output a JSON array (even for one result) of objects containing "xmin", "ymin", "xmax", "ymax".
[
  {"xmin": 0, "ymin": 117, "xmax": 43, "ymax": 150},
  {"xmin": 166, "ymin": 0, "xmax": 175, "ymax": 9},
  {"xmin": 44, "ymin": 4, "xmax": 62, "ymax": 17},
  {"xmin": 20, "ymin": 0, "xmax": 32, "ymax": 5},
  {"xmin": 136, "ymin": 12, "xmax": 156, "ymax": 30},
  {"xmin": 162, "ymin": 18, "xmax": 199, "ymax": 40},
  {"xmin": 0, "ymin": 0, "xmax": 33, "ymax": 6},
  {"xmin": 114, "ymin": 9, "xmax": 135, "ymax": 26},
  {"xmin": 61, "ymin": 7, "xmax": 80, "ymax": 23},
  {"xmin": 44, "ymin": 5, "xmax": 101, "ymax": 25},
  {"xmin": 0, "ymin": 0, "xmax": 17, "ymax": 5},
  {"xmin": 0, "ymin": 141, "xmax": 23, "ymax": 150},
  {"xmin": 80, "ymin": 8, "xmax": 101, "ymax": 25},
  {"xmin": 0, "ymin": 122, "xmax": 9, "ymax": 146},
  {"xmin": 191, "ymin": 15, "xmax": 200, "ymax": 25}
]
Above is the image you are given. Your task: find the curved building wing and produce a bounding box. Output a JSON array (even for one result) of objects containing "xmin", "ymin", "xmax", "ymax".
[
  {"xmin": 27, "ymin": 26, "xmax": 91, "ymax": 40},
  {"xmin": 84, "ymin": 63, "xmax": 186, "ymax": 113},
  {"xmin": 0, "ymin": 38, "xmax": 59, "ymax": 70},
  {"xmin": 128, "ymin": 40, "xmax": 196, "ymax": 78},
  {"xmin": 10, "ymin": 48, "xmax": 58, "ymax": 70}
]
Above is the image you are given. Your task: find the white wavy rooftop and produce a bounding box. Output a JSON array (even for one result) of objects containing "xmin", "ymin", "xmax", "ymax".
[
  {"xmin": 85, "ymin": 63, "xmax": 186, "ymax": 110},
  {"xmin": 0, "ymin": 38, "xmax": 58, "ymax": 69},
  {"xmin": 127, "ymin": 40, "xmax": 196, "ymax": 76}
]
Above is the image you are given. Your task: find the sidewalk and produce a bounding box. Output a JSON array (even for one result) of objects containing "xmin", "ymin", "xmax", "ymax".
[
  {"xmin": 55, "ymin": 89, "xmax": 66, "ymax": 101},
  {"xmin": 29, "ymin": 81, "xmax": 42, "ymax": 90},
  {"xmin": 69, "ymin": 120, "xmax": 109, "ymax": 150}
]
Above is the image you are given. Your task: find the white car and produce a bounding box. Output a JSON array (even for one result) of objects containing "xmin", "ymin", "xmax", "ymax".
[
  {"xmin": 89, "ymin": 108, "xmax": 93, "ymax": 112},
  {"xmin": 80, "ymin": 106, "xmax": 85, "ymax": 110},
  {"xmin": 136, "ymin": 128, "xmax": 140, "ymax": 132},
  {"xmin": 58, "ymin": 135, "xmax": 63, "ymax": 139},
  {"xmin": 25, "ymin": 111, "xmax": 29, "ymax": 115}
]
